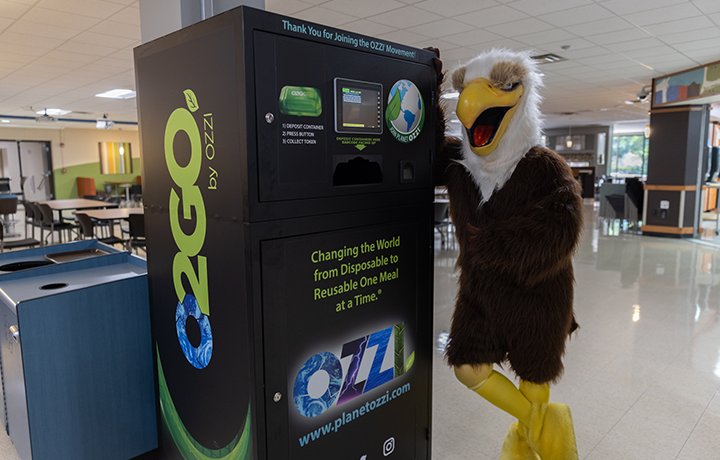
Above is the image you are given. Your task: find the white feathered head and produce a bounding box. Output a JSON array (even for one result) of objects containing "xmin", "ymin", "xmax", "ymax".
[{"xmin": 447, "ymin": 48, "xmax": 544, "ymax": 203}]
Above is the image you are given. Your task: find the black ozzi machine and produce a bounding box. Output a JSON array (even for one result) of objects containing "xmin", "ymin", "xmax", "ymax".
[{"xmin": 135, "ymin": 6, "xmax": 436, "ymax": 460}]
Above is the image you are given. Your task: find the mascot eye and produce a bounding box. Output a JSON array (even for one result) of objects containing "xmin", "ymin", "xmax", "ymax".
[{"xmin": 501, "ymin": 82, "xmax": 519, "ymax": 91}]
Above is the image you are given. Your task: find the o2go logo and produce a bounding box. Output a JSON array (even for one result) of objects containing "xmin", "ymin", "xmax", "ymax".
[
  {"xmin": 165, "ymin": 89, "xmax": 212, "ymax": 369},
  {"xmin": 293, "ymin": 323, "xmax": 414, "ymax": 417}
]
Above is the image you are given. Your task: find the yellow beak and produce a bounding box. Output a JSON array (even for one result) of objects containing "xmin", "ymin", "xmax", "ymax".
[{"xmin": 456, "ymin": 78, "xmax": 524, "ymax": 157}]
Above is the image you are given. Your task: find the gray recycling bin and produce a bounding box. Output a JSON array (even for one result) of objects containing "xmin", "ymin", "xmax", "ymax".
[
  {"xmin": 0, "ymin": 249, "xmax": 157, "ymax": 460},
  {"xmin": 0, "ymin": 240, "xmax": 124, "ymax": 434}
]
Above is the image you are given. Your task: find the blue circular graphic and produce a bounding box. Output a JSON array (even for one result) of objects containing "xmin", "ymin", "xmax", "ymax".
[
  {"xmin": 293, "ymin": 352, "xmax": 342, "ymax": 417},
  {"xmin": 176, "ymin": 294, "xmax": 213, "ymax": 369},
  {"xmin": 386, "ymin": 79, "xmax": 425, "ymax": 143}
]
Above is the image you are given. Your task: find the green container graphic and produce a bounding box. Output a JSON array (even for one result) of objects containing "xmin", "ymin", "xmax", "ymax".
[{"xmin": 279, "ymin": 86, "xmax": 322, "ymax": 117}]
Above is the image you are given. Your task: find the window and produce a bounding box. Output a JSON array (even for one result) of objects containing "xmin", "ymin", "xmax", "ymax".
[{"xmin": 611, "ymin": 135, "xmax": 648, "ymax": 179}]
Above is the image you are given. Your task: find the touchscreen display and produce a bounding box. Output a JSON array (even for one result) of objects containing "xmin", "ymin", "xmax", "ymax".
[{"xmin": 334, "ymin": 78, "xmax": 383, "ymax": 135}]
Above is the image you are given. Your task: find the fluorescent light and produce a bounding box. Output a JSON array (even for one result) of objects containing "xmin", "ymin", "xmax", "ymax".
[
  {"xmin": 95, "ymin": 89, "xmax": 136, "ymax": 99},
  {"xmin": 36, "ymin": 108, "xmax": 71, "ymax": 116},
  {"xmin": 1, "ymin": 120, "xmax": 9, "ymax": 123}
]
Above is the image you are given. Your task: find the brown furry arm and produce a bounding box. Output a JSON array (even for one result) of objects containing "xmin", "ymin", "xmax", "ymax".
[{"xmin": 465, "ymin": 157, "xmax": 583, "ymax": 284}]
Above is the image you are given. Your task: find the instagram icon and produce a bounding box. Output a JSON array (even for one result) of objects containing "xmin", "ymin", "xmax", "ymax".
[{"xmin": 383, "ymin": 437, "xmax": 395, "ymax": 456}]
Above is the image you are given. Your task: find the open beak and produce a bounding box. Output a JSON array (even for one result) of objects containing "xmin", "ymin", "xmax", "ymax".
[{"xmin": 456, "ymin": 78, "xmax": 523, "ymax": 157}]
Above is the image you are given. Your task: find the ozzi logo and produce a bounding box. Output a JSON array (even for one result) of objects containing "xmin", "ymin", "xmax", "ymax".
[
  {"xmin": 293, "ymin": 323, "xmax": 414, "ymax": 418},
  {"xmin": 165, "ymin": 89, "xmax": 213, "ymax": 369},
  {"xmin": 291, "ymin": 91, "xmax": 306, "ymax": 97}
]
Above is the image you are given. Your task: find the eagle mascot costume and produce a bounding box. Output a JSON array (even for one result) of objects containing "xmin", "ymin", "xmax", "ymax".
[{"xmin": 432, "ymin": 48, "xmax": 583, "ymax": 460}]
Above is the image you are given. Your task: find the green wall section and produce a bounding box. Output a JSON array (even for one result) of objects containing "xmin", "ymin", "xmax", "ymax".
[{"xmin": 53, "ymin": 159, "xmax": 142, "ymax": 200}]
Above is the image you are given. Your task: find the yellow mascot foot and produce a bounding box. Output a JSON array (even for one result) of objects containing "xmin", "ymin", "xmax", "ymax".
[
  {"xmin": 522, "ymin": 403, "xmax": 578, "ymax": 460},
  {"xmin": 499, "ymin": 422, "xmax": 540, "ymax": 460}
]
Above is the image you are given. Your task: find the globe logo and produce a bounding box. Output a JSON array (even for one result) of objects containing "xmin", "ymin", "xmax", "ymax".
[{"xmin": 385, "ymin": 79, "xmax": 425, "ymax": 143}]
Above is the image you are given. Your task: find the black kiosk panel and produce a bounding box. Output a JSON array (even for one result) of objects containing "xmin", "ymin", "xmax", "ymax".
[{"xmin": 134, "ymin": 6, "xmax": 435, "ymax": 460}]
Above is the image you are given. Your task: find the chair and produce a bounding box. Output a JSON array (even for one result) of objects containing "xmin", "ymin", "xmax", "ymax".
[
  {"xmin": 434, "ymin": 201, "xmax": 452, "ymax": 246},
  {"xmin": 0, "ymin": 223, "xmax": 39, "ymax": 253},
  {"xmin": 21, "ymin": 200, "xmax": 36, "ymax": 239},
  {"xmin": 36, "ymin": 203, "xmax": 77, "ymax": 245},
  {"xmin": 0, "ymin": 195, "xmax": 18, "ymax": 236},
  {"xmin": 76, "ymin": 213, "xmax": 124, "ymax": 247},
  {"xmin": 76, "ymin": 177, "xmax": 96, "ymax": 197},
  {"xmin": 130, "ymin": 184, "xmax": 142, "ymax": 203},
  {"xmin": 126, "ymin": 213, "xmax": 146, "ymax": 254}
]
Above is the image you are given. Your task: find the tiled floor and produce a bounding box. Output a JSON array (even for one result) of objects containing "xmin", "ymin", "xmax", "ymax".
[
  {"xmin": 1, "ymin": 202, "xmax": 720, "ymax": 459},
  {"xmin": 432, "ymin": 202, "xmax": 720, "ymax": 459}
]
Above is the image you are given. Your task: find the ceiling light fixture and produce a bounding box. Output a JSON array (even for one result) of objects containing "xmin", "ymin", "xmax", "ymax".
[
  {"xmin": 1, "ymin": 120, "xmax": 9, "ymax": 123},
  {"xmin": 36, "ymin": 108, "xmax": 71, "ymax": 116},
  {"xmin": 531, "ymin": 53, "xmax": 567, "ymax": 64},
  {"xmin": 566, "ymin": 125, "xmax": 573, "ymax": 149},
  {"xmin": 95, "ymin": 89, "xmax": 136, "ymax": 99}
]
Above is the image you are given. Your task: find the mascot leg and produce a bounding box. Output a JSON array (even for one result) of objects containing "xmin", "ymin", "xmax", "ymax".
[
  {"xmin": 518, "ymin": 381, "xmax": 578, "ymax": 460},
  {"xmin": 454, "ymin": 365, "xmax": 538, "ymax": 460}
]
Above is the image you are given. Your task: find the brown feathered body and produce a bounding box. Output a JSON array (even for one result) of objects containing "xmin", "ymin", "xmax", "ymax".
[{"xmin": 436, "ymin": 137, "xmax": 583, "ymax": 384}]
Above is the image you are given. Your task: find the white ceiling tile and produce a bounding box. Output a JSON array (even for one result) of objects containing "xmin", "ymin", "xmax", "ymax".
[
  {"xmin": 671, "ymin": 37, "xmax": 720, "ymax": 52},
  {"xmin": 0, "ymin": 16, "xmax": 11, "ymax": 31},
  {"xmin": 0, "ymin": 31, "xmax": 65, "ymax": 49},
  {"xmin": 1, "ymin": 74, "xmax": 51, "ymax": 86},
  {"xmin": 693, "ymin": 0, "xmax": 720, "ymax": 14},
  {"xmin": 599, "ymin": 0, "xmax": 687, "ymax": 16},
  {"xmin": 56, "ymin": 41, "xmax": 116, "ymax": 57},
  {"xmin": 469, "ymin": 38, "xmax": 533, "ymax": 53},
  {"xmin": 440, "ymin": 47, "xmax": 480, "ymax": 62},
  {"xmin": 72, "ymin": 31, "xmax": 137, "ymax": 49},
  {"xmin": 586, "ymin": 28, "xmax": 652, "ymax": 45},
  {"xmin": 514, "ymin": 28, "xmax": 576, "ymax": 46},
  {"xmin": 322, "ymin": 0, "xmax": 404, "ymax": 18},
  {"xmin": 0, "ymin": 0, "xmax": 31, "ymax": 19},
  {"xmin": 682, "ymin": 48, "xmax": 720, "ymax": 63},
  {"xmin": 406, "ymin": 19, "xmax": 475, "ymax": 39},
  {"xmin": 298, "ymin": 0, "xmax": 333, "ymax": 5},
  {"xmin": 483, "ymin": 18, "xmax": 554, "ymax": 37},
  {"xmin": 0, "ymin": 41, "xmax": 50, "ymax": 57},
  {"xmin": 621, "ymin": 45, "xmax": 680, "ymax": 60},
  {"xmin": 658, "ymin": 27, "xmax": 720, "ymax": 45},
  {"xmin": 106, "ymin": 6, "xmax": 140, "ymax": 26},
  {"xmin": 563, "ymin": 17, "xmax": 633, "ymax": 36},
  {"xmin": 415, "ymin": 38, "xmax": 459, "ymax": 52},
  {"xmin": 88, "ymin": 20, "xmax": 140, "ymax": 40},
  {"xmin": 504, "ymin": 0, "xmax": 592, "ymax": 16},
  {"xmin": 644, "ymin": 16, "xmax": 715, "ymax": 36},
  {"xmin": 454, "ymin": 5, "xmax": 529, "ymax": 28},
  {"xmin": 624, "ymin": 3, "xmax": 703, "ymax": 27},
  {"xmin": 536, "ymin": 38, "xmax": 597, "ymax": 53},
  {"xmin": 415, "ymin": 0, "xmax": 498, "ymax": 17},
  {"xmin": 538, "ymin": 4, "xmax": 615, "ymax": 27},
  {"xmin": 605, "ymin": 37, "xmax": 665, "ymax": 53},
  {"xmin": 265, "ymin": 0, "xmax": 313, "ymax": 16},
  {"xmin": 710, "ymin": 12, "xmax": 720, "ymax": 24},
  {"xmin": 441, "ymin": 28, "xmax": 502, "ymax": 47},
  {"xmin": 574, "ymin": 54, "xmax": 626, "ymax": 66},
  {"xmin": 21, "ymin": 6, "xmax": 101, "ymax": 29},
  {"xmin": 31, "ymin": 56, "xmax": 91, "ymax": 70},
  {"xmin": 35, "ymin": 0, "xmax": 125, "ymax": 19},
  {"xmin": 376, "ymin": 29, "xmax": 429, "ymax": 47},
  {"xmin": 8, "ymin": 19, "xmax": 78, "ymax": 40},
  {"xmin": 43, "ymin": 49, "xmax": 98, "ymax": 63},
  {"xmin": 368, "ymin": 5, "xmax": 443, "ymax": 29},
  {"xmin": 291, "ymin": 6, "xmax": 356, "ymax": 27},
  {"xmin": 341, "ymin": 19, "xmax": 395, "ymax": 37},
  {"xmin": 0, "ymin": 51, "xmax": 35, "ymax": 64}
]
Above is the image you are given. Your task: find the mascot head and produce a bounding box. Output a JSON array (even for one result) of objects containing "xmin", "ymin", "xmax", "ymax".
[{"xmin": 447, "ymin": 48, "xmax": 544, "ymax": 203}]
